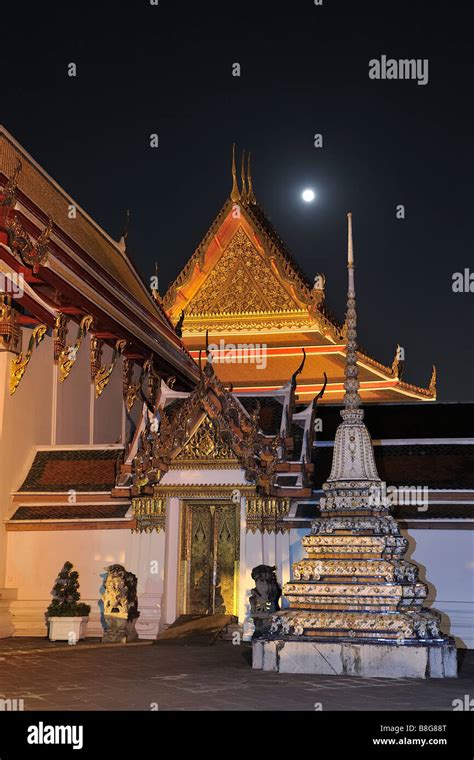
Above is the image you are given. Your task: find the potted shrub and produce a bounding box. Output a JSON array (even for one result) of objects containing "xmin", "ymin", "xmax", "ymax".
[{"xmin": 47, "ymin": 561, "xmax": 90, "ymax": 642}]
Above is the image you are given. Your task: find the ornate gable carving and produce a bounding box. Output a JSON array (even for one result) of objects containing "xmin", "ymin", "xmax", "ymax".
[
  {"xmin": 174, "ymin": 415, "xmax": 237, "ymax": 466},
  {"xmin": 132, "ymin": 362, "xmax": 281, "ymax": 493},
  {"xmin": 187, "ymin": 227, "xmax": 299, "ymax": 315}
]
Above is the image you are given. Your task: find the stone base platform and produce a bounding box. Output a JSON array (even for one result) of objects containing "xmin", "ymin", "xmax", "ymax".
[{"xmin": 252, "ymin": 637, "xmax": 458, "ymax": 678}]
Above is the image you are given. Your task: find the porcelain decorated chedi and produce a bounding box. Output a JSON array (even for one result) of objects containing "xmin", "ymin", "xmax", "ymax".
[{"xmin": 269, "ymin": 214, "xmax": 449, "ymax": 644}]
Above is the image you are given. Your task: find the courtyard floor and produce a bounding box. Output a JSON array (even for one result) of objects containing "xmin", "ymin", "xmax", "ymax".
[{"xmin": 0, "ymin": 637, "xmax": 472, "ymax": 711}]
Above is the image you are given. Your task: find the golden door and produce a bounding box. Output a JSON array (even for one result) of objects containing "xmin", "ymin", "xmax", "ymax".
[{"xmin": 180, "ymin": 502, "xmax": 239, "ymax": 616}]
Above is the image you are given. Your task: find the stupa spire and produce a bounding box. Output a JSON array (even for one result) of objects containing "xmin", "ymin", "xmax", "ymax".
[
  {"xmin": 342, "ymin": 212, "xmax": 362, "ymax": 421},
  {"xmin": 258, "ymin": 212, "xmax": 456, "ymax": 678},
  {"xmin": 230, "ymin": 143, "xmax": 240, "ymax": 202}
]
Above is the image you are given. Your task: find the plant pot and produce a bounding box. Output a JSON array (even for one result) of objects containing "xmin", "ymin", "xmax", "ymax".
[{"xmin": 48, "ymin": 616, "xmax": 89, "ymax": 642}]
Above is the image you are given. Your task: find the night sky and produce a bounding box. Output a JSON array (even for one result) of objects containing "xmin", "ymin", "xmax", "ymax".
[{"xmin": 2, "ymin": 1, "xmax": 473, "ymax": 400}]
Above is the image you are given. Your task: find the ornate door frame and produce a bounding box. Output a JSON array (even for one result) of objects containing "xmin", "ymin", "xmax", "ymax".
[{"xmin": 178, "ymin": 498, "xmax": 240, "ymax": 617}]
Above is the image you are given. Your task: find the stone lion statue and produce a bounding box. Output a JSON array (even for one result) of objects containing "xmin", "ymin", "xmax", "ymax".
[
  {"xmin": 249, "ymin": 565, "xmax": 281, "ymax": 638},
  {"xmin": 102, "ymin": 564, "xmax": 140, "ymax": 643}
]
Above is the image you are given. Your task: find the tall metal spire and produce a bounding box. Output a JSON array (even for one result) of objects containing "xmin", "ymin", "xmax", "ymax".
[
  {"xmin": 230, "ymin": 143, "xmax": 240, "ymax": 202},
  {"xmin": 342, "ymin": 212, "xmax": 362, "ymax": 420}
]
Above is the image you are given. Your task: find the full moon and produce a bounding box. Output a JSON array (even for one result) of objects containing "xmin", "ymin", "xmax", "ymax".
[{"xmin": 302, "ymin": 188, "xmax": 315, "ymax": 202}]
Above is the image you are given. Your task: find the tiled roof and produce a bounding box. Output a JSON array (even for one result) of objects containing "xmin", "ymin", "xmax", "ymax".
[
  {"xmin": 313, "ymin": 402, "xmax": 474, "ymax": 441},
  {"xmin": 312, "ymin": 443, "xmax": 474, "ymax": 490},
  {"xmin": 395, "ymin": 504, "xmax": 474, "ymax": 520},
  {"xmin": 375, "ymin": 444, "xmax": 474, "ymax": 489},
  {"xmin": 10, "ymin": 504, "xmax": 130, "ymax": 520},
  {"xmin": 294, "ymin": 502, "xmax": 474, "ymax": 521},
  {"xmin": 0, "ymin": 128, "xmax": 164, "ymax": 322},
  {"xmin": 18, "ymin": 449, "xmax": 123, "ymax": 492}
]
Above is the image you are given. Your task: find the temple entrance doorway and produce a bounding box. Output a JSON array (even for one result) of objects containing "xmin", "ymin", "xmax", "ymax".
[{"xmin": 179, "ymin": 501, "xmax": 240, "ymax": 617}]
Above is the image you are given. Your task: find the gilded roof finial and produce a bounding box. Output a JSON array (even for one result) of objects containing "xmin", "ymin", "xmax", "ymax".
[
  {"xmin": 151, "ymin": 261, "xmax": 160, "ymax": 301},
  {"xmin": 391, "ymin": 343, "xmax": 404, "ymax": 379},
  {"xmin": 123, "ymin": 209, "xmax": 130, "ymax": 241},
  {"xmin": 429, "ymin": 365, "xmax": 437, "ymax": 396},
  {"xmin": 342, "ymin": 212, "xmax": 362, "ymax": 419},
  {"xmin": 247, "ymin": 152, "xmax": 256, "ymax": 204},
  {"xmin": 240, "ymin": 148, "xmax": 247, "ymax": 201},
  {"xmin": 118, "ymin": 209, "xmax": 130, "ymax": 253},
  {"xmin": 230, "ymin": 143, "xmax": 240, "ymax": 202}
]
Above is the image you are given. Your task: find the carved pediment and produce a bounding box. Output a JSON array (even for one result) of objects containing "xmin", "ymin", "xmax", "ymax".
[
  {"xmin": 187, "ymin": 227, "xmax": 300, "ymax": 316},
  {"xmin": 174, "ymin": 415, "xmax": 238, "ymax": 466},
  {"xmin": 132, "ymin": 361, "xmax": 281, "ymax": 492}
]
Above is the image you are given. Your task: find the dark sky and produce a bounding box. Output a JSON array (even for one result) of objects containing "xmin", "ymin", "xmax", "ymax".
[{"xmin": 2, "ymin": 0, "xmax": 473, "ymax": 400}]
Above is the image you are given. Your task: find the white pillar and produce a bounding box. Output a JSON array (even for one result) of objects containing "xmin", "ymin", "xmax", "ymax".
[
  {"xmin": 162, "ymin": 497, "xmax": 180, "ymax": 626},
  {"xmin": 238, "ymin": 496, "xmax": 247, "ymax": 623}
]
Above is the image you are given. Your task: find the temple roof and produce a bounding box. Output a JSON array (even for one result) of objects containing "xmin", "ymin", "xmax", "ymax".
[
  {"xmin": 312, "ymin": 442, "xmax": 474, "ymax": 490},
  {"xmin": 17, "ymin": 448, "xmax": 122, "ymax": 492},
  {"xmin": 0, "ymin": 126, "xmax": 198, "ymax": 389},
  {"xmin": 308, "ymin": 400, "xmax": 474, "ymax": 518},
  {"xmin": 310, "ymin": 401, "xmax": 474, "ymax": 441},
  {"xmin": 10, "ymin": 504, "xmax": 129, "ymax": 521},
  {"xmin": 0, "ymin": 127, "xmax": 164, "ymax": 322},
  {"xmin": 162, "ymin": 149, "xmax": 435, "ymax": 403},
  {"xmin": 163, "ymin": 198, "xmax": 323, "ymax": 322},
  {"xmin": 8, "ymin": 446, "xmax": 132, "ymax": 528},
  {"xmin": 294, "ymin": 501, "xmax": 474, "ymax": 521}
]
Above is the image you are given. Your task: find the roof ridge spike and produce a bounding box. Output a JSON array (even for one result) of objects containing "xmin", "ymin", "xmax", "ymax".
[
  {"xmin": 247, "ymin": 151, "xmax": 256, "ymax": 204},
  {"xmin": 240, "ymin": 148, "xmax": 247, "ymax": 201},
  {"xmin": 230, "ymin": 143, "xmax": 240, "ymax": 202}
]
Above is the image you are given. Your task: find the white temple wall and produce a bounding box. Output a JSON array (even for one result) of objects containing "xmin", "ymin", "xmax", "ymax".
[
  {"xmin": 55, "ymin": 329, "xmax": 91, "ymax": 445},
  {"xmin": 241, "ymin": 529, "xmax": 293, "ymax": 617},
  {"xmin": 402, "ymin": 526, "xmax": 474, "ymax": 650},
  {"xmin": 0, "ymin": 330, "xmax": 54, "ymax": 593},
  {"xmin": 93, "ymin": 346, "xmax": 123, "ymax": 445},
  {"xmin": 5, "ymin": 526, "xmax": 166, "ymax": 639},
  {"xmin": 0, "ymin": 326, "xmax": 130, "ymax": 637}
]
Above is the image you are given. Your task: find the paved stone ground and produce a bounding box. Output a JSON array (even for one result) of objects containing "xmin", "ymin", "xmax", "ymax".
[{"xmin": 0, "ymin": 638, "xmax": 472, "ymax": 711}]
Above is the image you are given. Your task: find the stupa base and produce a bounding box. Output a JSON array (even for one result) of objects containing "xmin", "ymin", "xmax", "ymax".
[{"xmin": 252, "ymin": 636, "xmax": 457, "ymax": 678}]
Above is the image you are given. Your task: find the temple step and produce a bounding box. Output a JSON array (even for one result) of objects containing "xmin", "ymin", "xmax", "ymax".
[{"xmin": 154, "ymin": 614, "xmax": 236, "ymax": 646}]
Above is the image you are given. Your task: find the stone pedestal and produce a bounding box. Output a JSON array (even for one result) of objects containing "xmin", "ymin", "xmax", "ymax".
[
  {"xmin": 102, "ymin": 616, "xmax": 138, "ymax": 644},
  {"xmin": 252, "ymin": 637, "xmax": 458, "ymax": 678}
]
